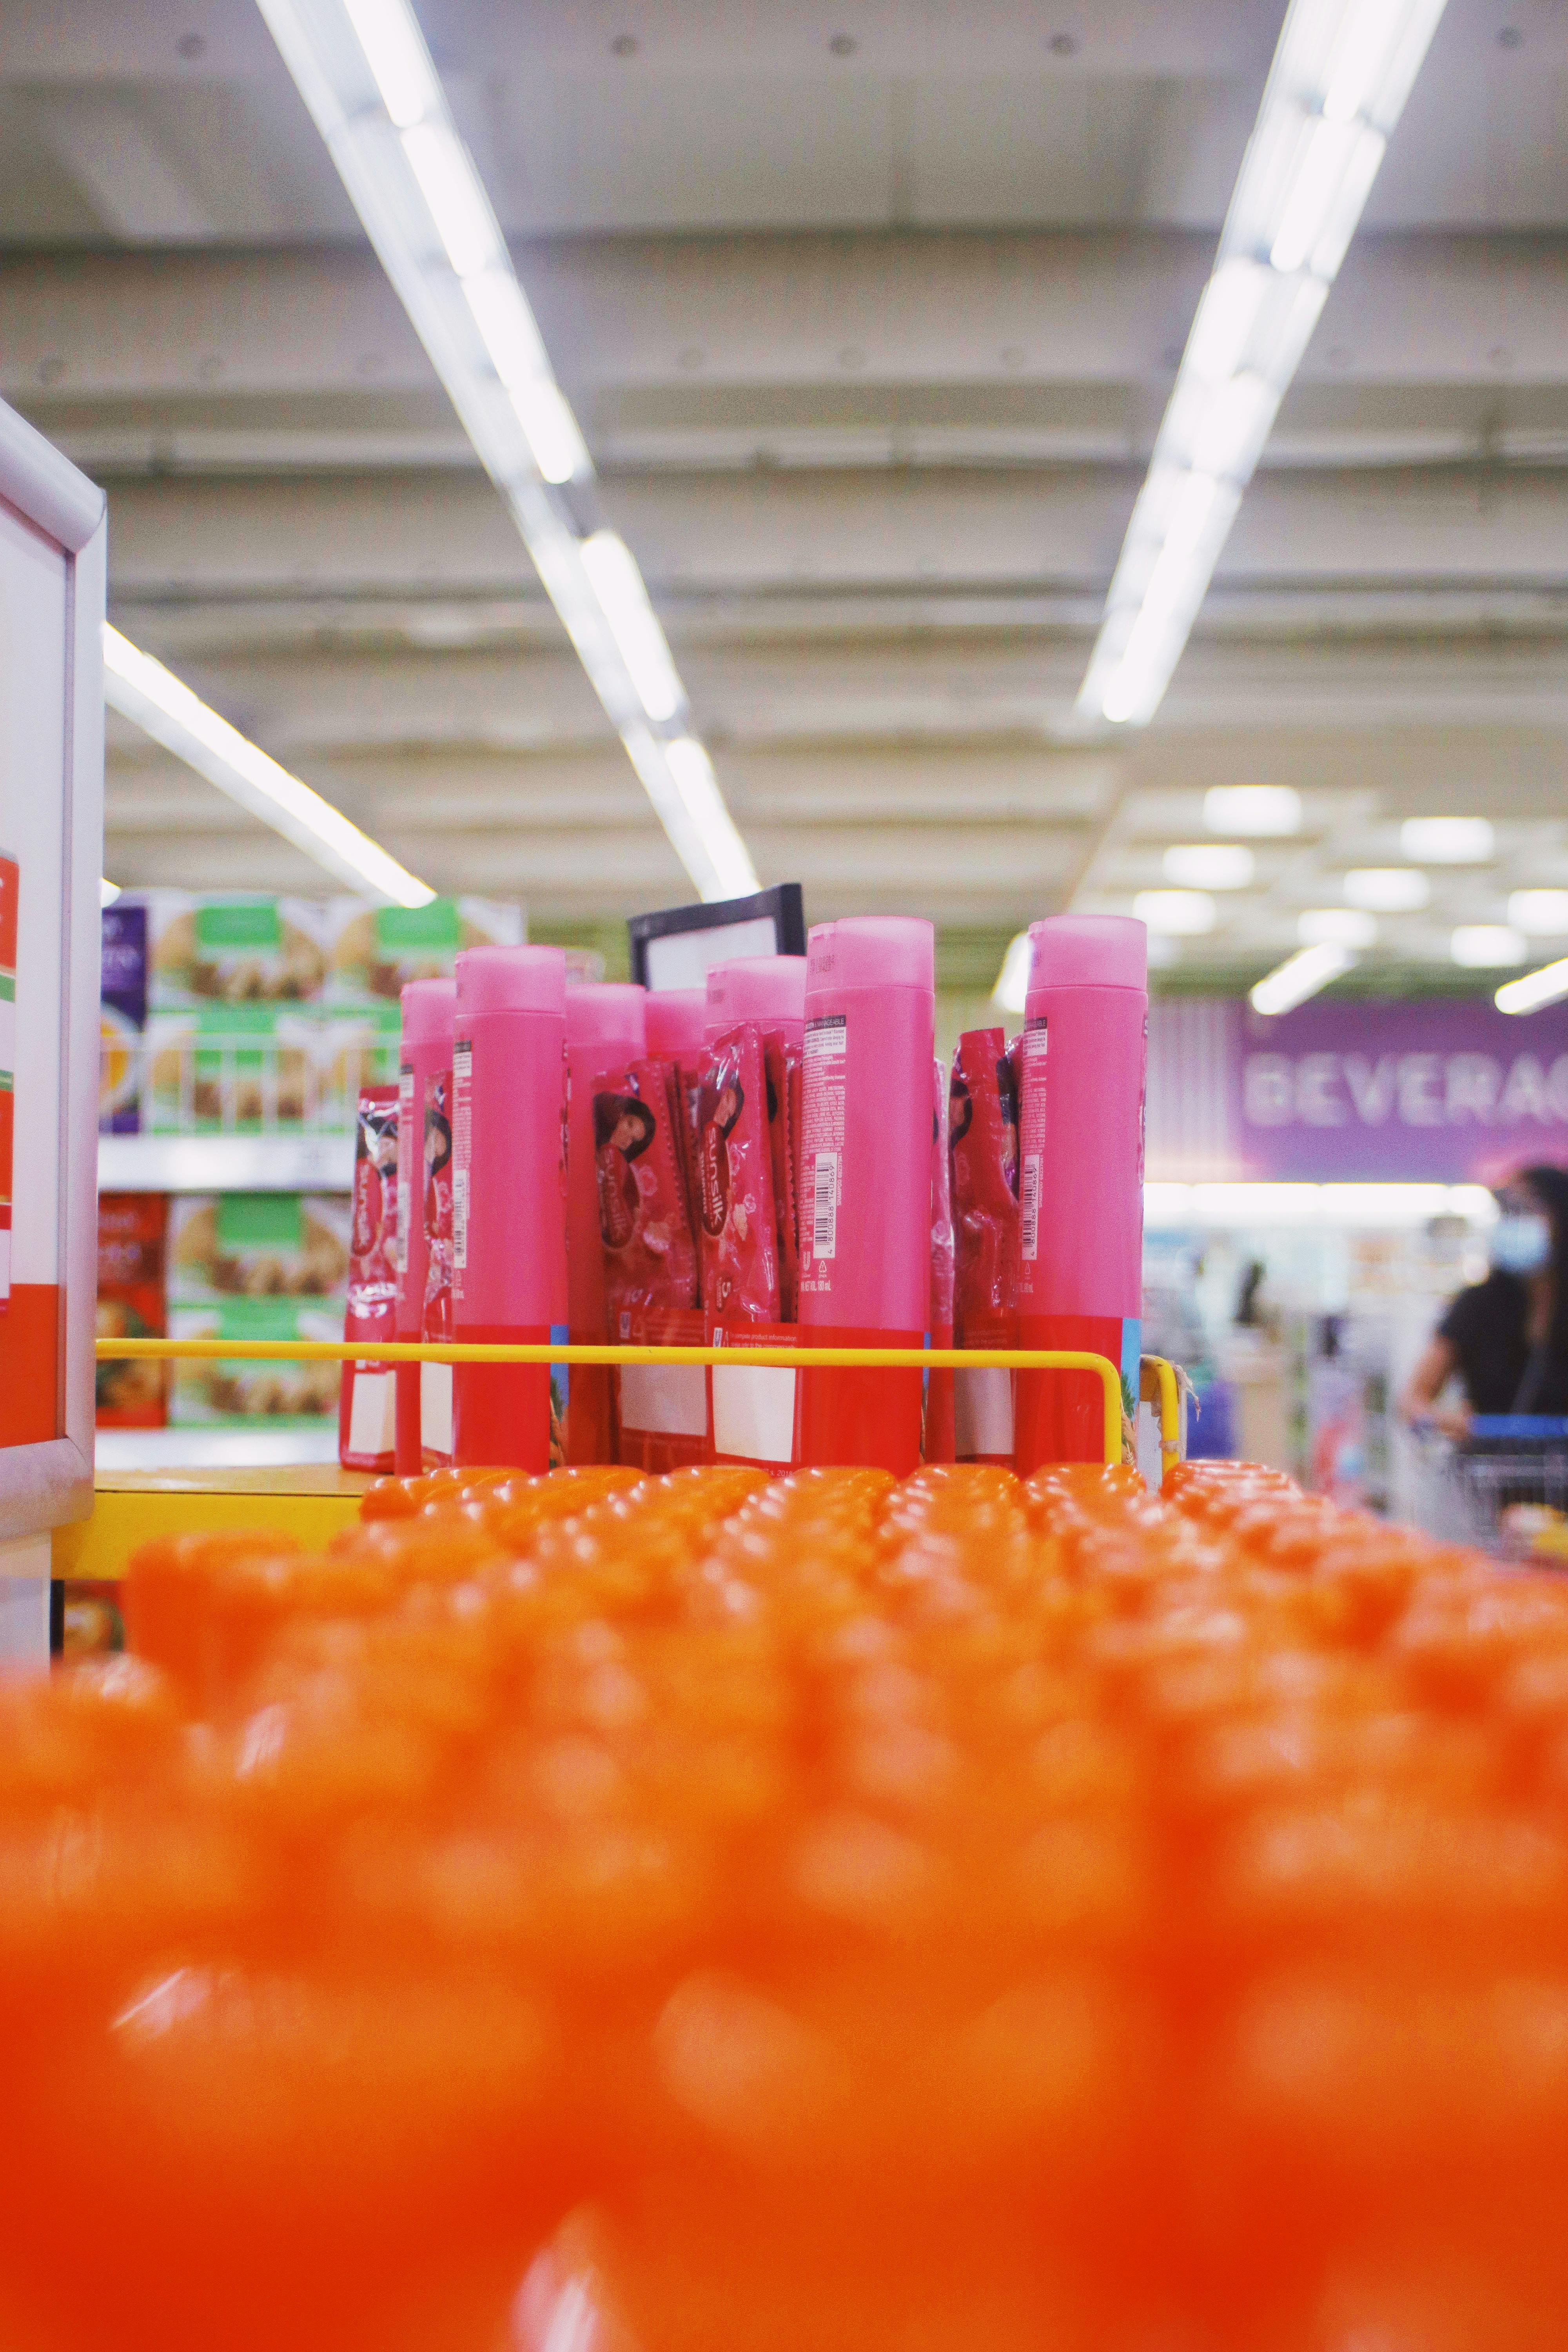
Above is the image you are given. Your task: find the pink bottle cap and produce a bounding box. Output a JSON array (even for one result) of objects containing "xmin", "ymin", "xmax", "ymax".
[
  {"xmin": 807, "ymin": 917, "xmax": 934, "ymax": 996},
  {"xmin": 400, "ymin": 976, "xmax": 456, "ymax": 1048},
  {"xmin": 705, "ymin": 955, "xmax": 808, "ymax": 1039},
  {"xmin": 644, "ymin": 989, "xmax": 708, "ymax": 1056},
  {"xmin": 1026, "ymin": 915, "xmax": 1147, "ymax": 993},
  {"xmin": 455, "ymin": 944, "xmax": 566, "ymax": 1018},
  {"xmin": 566, "ymin": 982, "xmax": 647, "ymax": 1052}
]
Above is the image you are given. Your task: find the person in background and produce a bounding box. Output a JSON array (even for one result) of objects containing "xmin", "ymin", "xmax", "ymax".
[{"xmin": 1400, "ymin": 1164, "xmax": 1568, "ymax": 1435}]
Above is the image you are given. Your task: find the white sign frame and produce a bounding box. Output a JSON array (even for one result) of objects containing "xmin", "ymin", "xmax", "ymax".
[{"xmin": 0, "ymin": 396, "xmax": 105, "ymax": 1543}]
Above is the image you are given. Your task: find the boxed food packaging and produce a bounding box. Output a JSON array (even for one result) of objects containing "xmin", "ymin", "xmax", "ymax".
[
  {"xmin": 147, "ymin": 1004, "xmax": 318, "ymax": 1133},
  {"xmin": 96, "ymin": 1192, "xmax": 168, "ymax": 1428},
  {"xmin": 167, "ymin": 1192, "xmax": 351, "ymax": 1304},
  {"xmin": 100, "ymin": 898, "xmax": 149, "ymax": 1133},
  {"xmin": 151, "ymin": 893, "xmax": 327, "ymax": 1010},
  {"xmin": 169, "ymin": 1297, "xmax": 342, "ymax": 1426},
  {"xmin": 316, "ymin": 1003, "xmax": 401, "ymax": 1132},
  {"xmin": 324, "ymin": 897, "xmax": 524, "ymax": 1008}
]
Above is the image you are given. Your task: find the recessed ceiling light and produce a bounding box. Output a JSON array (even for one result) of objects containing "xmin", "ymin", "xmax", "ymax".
[
  {"xmin": 1451, "ymin": 926, "xmax": 1526, "ymax": 968},
  {"xmin": 1401, "ymin": 816, "xmax": 1494, "ymax": 864},
  {"xmin": 1163, "ymin": 842, "xmax": 1255, "ymax": 890},
  {"xmin": 1299, "ymin": 907, "xmax": 1377, "ymax": 948},
  {"xmin": 1133, "ymin": 888, "xmax": 1217, "ymax": 936},
  {"xmin": 1343, "ymin": 867, "xmax": 1430, "ymax": 913},
  {"xmin": 1508, "ymin": 889, "xmax": 1568, "ymax": 936},
  {"xmin": 1203, "ymin": 785, "xmax": 1301, "ymax": 837}
]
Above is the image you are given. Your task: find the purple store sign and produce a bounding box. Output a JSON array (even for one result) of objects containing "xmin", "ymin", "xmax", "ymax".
[{"xmin": 1146, "ymin": 998, "xmax": 1568, "ymax": 1185}]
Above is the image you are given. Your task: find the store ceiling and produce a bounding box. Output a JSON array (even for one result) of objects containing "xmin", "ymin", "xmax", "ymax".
[{"xmin": 3, "ymin": 0, "xmax": 1568, "ymax": 985}]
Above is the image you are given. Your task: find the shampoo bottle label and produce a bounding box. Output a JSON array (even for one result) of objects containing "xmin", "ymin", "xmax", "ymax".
[
  {"xmin": 1020, "ymin": 1014, "xmax": 1047, "ymax": 1263},
  {"xmin": 799, "ymin": 1013, "xmax": 846, "ymax": 1287},
  {"xmin": 452, "ymin": 1040, "xmax": 472, "ymax": 1274}
]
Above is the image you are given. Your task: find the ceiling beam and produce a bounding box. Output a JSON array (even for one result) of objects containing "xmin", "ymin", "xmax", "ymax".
[{"xmin": 8, "ymin": 232, "xmax": 1568, "ymax": 410}]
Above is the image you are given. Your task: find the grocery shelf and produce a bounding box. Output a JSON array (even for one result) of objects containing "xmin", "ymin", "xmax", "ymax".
[
  {"xmin": 94, "ymin": 1426, "xmax": 341, "ymax": 1471},
  {"xmin": 98, "ymin": 1134, "xmax": 355, "ymax": 1193}
]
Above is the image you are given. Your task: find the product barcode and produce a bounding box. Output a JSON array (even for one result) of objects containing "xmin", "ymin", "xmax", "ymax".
[
  {"xmin": 811, "ymin": 1151, "xmax": 838, "ymax": 1259},
  {"xmin": 1020, "ymin": 1154, "xmax": 1042, "ymax": 1262},
  {"xmin": 453, "ymin": 1168, "xmax": 469, "ymax": 1270}
]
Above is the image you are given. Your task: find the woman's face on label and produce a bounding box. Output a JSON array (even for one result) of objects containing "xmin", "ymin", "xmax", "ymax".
[{"xmin": 613, "ymin": 1112, "xmax": 641, "ymax": 1153}]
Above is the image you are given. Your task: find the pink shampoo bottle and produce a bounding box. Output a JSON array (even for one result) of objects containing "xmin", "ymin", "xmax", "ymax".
[
  {"xmin": 643, "ymin": 990, "xmax": 708, "ymax": 1060},
  {"xmin": 394, "ymin": 977, "xmax": 457, "ymax": 1474},
  {"xmin": 451, "ymin": 945, "xmax": 568, "ymax": 1471},
  {"xmin": 797, "ymin": 917, "xmax": 935, "ymax": 1475},
  {"xmin": 1013, "ymin": 914, "xmax": 1147, "ymax": 1471},
  {"xmin": 565, "ymin": 982, "xmax": 647, "ymax": 1464},
  {"xmin": 704, "ymin": 955, "xmax": 808, "ymax": 1047}
]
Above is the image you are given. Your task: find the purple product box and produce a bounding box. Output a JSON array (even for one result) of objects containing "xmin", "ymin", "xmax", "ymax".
[{"xmin": 100, "ymin": 900, "xmax": 148, "ymax": 1133}]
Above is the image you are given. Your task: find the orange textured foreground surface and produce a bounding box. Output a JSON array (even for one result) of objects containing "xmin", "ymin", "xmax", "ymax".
[{"xmin": 5, "ymin": 1458, "xmax": 1568, "ymax": 2349}]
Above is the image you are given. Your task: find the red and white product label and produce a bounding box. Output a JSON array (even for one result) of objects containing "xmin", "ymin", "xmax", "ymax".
[
  {"xmin": 799, "ymin": 1013, "xmax": 846, "ymax": 1288},
  {"xmin": 395, "ymin": 1061, "xmax": 415, "ymax": 1275},
  {"xmin": 1020, "ymin": 1014, "xmax": 1047, "ymax": 1264},
  {"xmin": 451, "ymin": 1040, "xmax": 472, "ymax": 1276}
]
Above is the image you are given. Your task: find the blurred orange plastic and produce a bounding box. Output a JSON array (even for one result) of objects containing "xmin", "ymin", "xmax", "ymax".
[{"xmin": 9, "ymin": 1459, "xmax": 1568, "ymax": 2347}]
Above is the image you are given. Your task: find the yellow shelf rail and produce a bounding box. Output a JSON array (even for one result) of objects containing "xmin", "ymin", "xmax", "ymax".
[{"xmin": 97, "ymin": 1337, "xmax": 1128, "ymax": 1468}]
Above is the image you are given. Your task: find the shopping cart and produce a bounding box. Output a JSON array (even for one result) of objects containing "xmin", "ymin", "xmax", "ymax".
[{"xmin": 1410, "ymin": 1416, "xmax": 1568, "ymax": 1557}]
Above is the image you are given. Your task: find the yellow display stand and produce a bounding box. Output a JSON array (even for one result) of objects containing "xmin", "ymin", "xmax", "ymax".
[
  {"xmin": 60, "ymin": 1342, "xmax": 1181, "ymax": 1588},
  {"xmin": 51, "ymin": 1465, "xmax": 373, "ymax": 1585}
]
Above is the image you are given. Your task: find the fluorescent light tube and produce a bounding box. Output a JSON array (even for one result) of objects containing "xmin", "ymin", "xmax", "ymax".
[
  {"xmin": 1343, "ymin": 866, "xmax": 1430, "ymax": 912},
  {"xmin": 1205, "ymin": 785, "xmax": 1301, "ymax": 836},
  {"xmin": 1508, "ymin": 889, "xmax": 1568, "ymax": 936},
  {"xmin": 1185, "ymin": 260, "xmax": 1273, "ymax": 385},
  {"xmin": 1164, "ymin": 843, "xmax": 1255, "ymax": 890},
  {"xmin": 341, "ymin": 0, "xmax": 439, "ymax": 125},
  {"xmin": 401, "ymin": 121, "xmax": 500, "ymax": 278},
  {"xmin": 508, "ymin": 380, "xmax": 588, "ymax": 489},
  {"xmin": 1298, "ymin": 907, "xmax": 1377, "ymax": 947},
  {"xmin": 103, "ymin": 625, "xmax": 435, "ymax": 907},
  {"xmin": 256, "ymin": 0, "xmax": 754, "ymax": 904},
  {"xmin": 1401, "ymin": 817, "xmax": 1494, "ymax": 864},
  {"xmin": 1450, "ymin": 926, "xmax": 1525, "ymax": 968},
  {"xmin": 662, "ymin": 737, "xmax": 758, "ymax": 897},
  {"xmin": 1250, "ymin": 941, "xmax": 1355, "ymax": 1014},
  {"xmin": 1134, "ymin": 889, "xmax": 1217, "ymax": 936},
  {"xmin": 1269, "ymin": 115, "xmax": 1369, "ymax": 275},
  {"xmin": 1307, "ymin": 124, "xmax": 1388, "ymax": 279},
  {"xmin": 580, "ymin": 530, "xmax": 684, "ymax": 724},
  {"xmin": 1075, "ymin": 0, "xmax": 1449, "ymax": 732},
  {"xmin": 993, "ymin": 931, "xmax": 1031, "ymax": 1015},
  {"xmin": 623, "ymin": 730, "xmax": 759, "ymax": 902},
  {"xmin": 1497, "ymin": 957, "xmax": 1568, "ymax": 1015},
  {"xmin": 1190, "ymin": 371, "xmax": 1278, "ymax": 482},
  {"xmin": 461, "ymin": 271, "xmax": 550, "ymax": 389}
]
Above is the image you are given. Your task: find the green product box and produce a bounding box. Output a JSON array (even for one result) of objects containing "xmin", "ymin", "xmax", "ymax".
[
  {"xmin": 323, "ymin": 896, "xmax": 523, "ymax": 1010},
  {"xmin": 147, "ymin": 1003, "xmax": 319, "ymax": 1134},
  {"xmin": 167, "ymin": 1191, "xmax": 352, "ymax": 1306},
  {"xmin": 149, "ymin": 894, "xmax": 329, "ymax": 1013},
  {"xmin": 316, "ymin": 1004, "xmax": 403, "ymax": 1133},
  {"xmin": 168, "ymin": 1294, "xmax": 344, "ymax": 1427}
]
